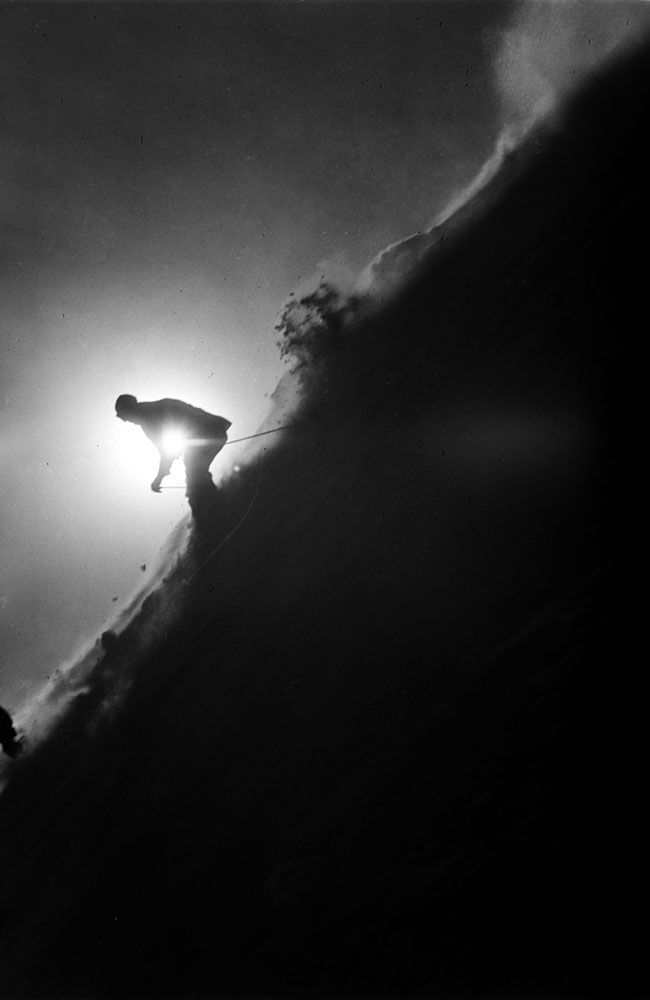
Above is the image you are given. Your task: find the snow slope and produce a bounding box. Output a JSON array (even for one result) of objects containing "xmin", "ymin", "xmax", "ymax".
[{"xmin": 0, "ymin": 42, "xmax": 646, "ymax": 998}]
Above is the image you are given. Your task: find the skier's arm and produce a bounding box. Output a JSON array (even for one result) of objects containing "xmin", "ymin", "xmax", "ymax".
[{"xmin": 151, "ymin": 452, "xmax": 174, "ymax": 493}]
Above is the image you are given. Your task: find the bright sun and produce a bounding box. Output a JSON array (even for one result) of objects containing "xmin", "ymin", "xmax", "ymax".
[{"xmin": 161, "ymin": 428, "xmax": 186, "ymax": 456}]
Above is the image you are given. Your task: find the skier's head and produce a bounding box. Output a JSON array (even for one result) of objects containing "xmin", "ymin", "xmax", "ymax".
[{"xmin": 115, "ymin": 394, "xmax": 138, "ymax": 421}]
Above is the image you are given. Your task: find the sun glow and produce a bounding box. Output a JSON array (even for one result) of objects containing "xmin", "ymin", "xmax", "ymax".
[
  {"xmin": 161, "ymin": 428, "xmax": 186, "ymax": 457},
  {"xmin": 113, "ymin": 422, "xmax": 186, "ymax": 486}
]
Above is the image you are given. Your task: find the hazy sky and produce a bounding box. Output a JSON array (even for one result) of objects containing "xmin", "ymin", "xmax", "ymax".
[{"xmin": 3, "ymin": 0, "xmax": 642, "ymax": 710}]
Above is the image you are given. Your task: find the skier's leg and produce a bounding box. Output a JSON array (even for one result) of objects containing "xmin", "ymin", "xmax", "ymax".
[
  {"xmin": 184, "ymin": 441, "xmax": 226, "ymax": 529},
  {"xmin": 184, "ymin": 436, "xmax": 226, "ymax": 489}
]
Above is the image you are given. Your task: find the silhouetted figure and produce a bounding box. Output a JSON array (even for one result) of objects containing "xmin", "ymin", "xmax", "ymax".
[
  {"xmin": 0, "ymin": 704, "xmax": 23, "ymax": 759},
  {"xmin": 115, "ymin": 395, "xmax": 231, "ymax": 526}
]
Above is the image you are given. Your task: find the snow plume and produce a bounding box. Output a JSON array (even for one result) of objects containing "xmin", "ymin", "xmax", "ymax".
[
  {"xmin": 275, "ymin": 282, "xmax": 363, "ymax": 373},
  {"xmin": 435, "ymin": 124, "xmax": 525, "ymax": 227},
  {"xmin": 495, "ymin": 0, "xmax": 650, "ymax": 126},
  {"xmin": 357, "ymin": 124, "xmax": 526, "ymax": 298},
  {"xmin": 361, "ymin": 1, "xmax": 650, "ymax": 300},
  {"xmin": 248, "ymin": 5, "xmax": 650, "ymax": 409},
  {"xmin": 446, "ymin": 1, "xmax": 650, "ymax": 221}
]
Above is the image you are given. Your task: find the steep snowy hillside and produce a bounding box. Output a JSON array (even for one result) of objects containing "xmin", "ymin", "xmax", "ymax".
[{"xmin": 0, "ymin": 41, "xmax": 646, "ymax": 999}]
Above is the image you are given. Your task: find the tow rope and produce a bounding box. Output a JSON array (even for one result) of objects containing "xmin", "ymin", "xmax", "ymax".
[{"xmin": 225, "ymin": 417, "xmax": 314, "ymax": 446}]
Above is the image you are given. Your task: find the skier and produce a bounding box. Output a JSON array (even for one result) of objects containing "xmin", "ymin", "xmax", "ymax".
[
  {"xmin": 115, "ymin": 394, "xmax": 231, "ymax": 523},
  {"xmin": 0, "ymin": 704, "xmax": 23, "ymax": 759}
]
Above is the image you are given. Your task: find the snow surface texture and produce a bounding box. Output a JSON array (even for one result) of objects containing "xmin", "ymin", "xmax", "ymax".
[
  {"xmin": 0, "ymin": 37, "xmax": 647, "ymax": 999},
  {"xmin": 3, "ymin": 518, "xmax": 192, "ymax": 778}
]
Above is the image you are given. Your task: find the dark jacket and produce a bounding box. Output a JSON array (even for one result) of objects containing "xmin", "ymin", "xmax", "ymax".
[{"xmin": 134, "ymin": 399, "xmax": 231, "ymax": 455}]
